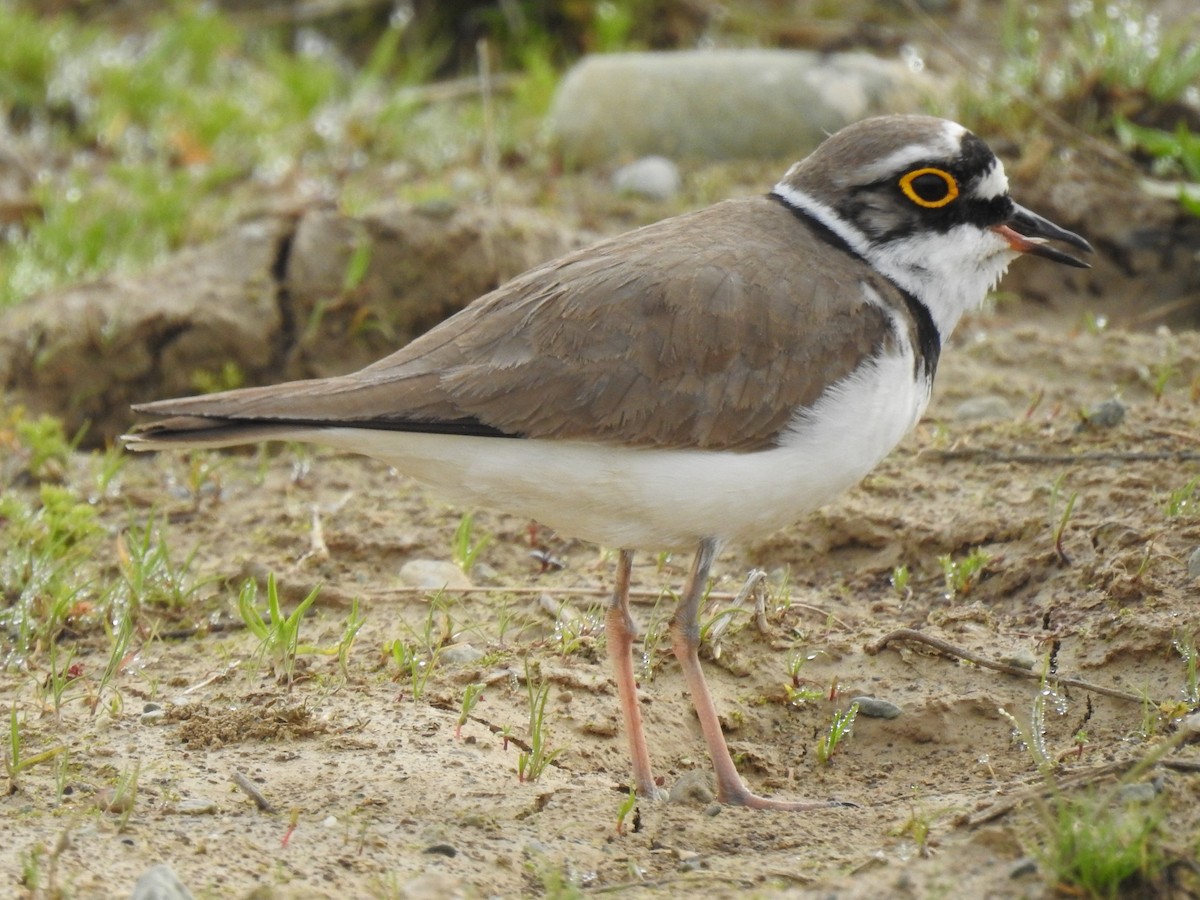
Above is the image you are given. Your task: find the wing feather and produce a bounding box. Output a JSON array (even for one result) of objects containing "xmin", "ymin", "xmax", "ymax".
[{"xmin": 132, "ymin": 197, "xmax": 902, "ymax": 452}]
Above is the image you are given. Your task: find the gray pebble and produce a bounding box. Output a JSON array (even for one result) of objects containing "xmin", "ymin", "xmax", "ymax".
[
  {"xmin": 131, "ymin": 863, "xmax": 193, "ymax": 900},
  {"xmin": 999, "ymin": 652, "xmax": 1036, "ymax": 671},
  {"xmin": 1187, "ymin": 547, "xmax": 1200, "ymax": 579},
  {"xmin": 139, "ymin": 709, "xmax": 167, "ymax": 726},
  {"xmin": 849, "ymin": 696, "xmax": 902, "ymax": 719},
  {"xmin": 438, "ymin": 642, "xmax": 484, "ymax": 666},
  {"xmin": 424, "ymin": 843, "xmax": 458, "ymax": 858},
  {"xmin": 1116, "ymin": 781, "xmax": 1161, "ymax": 803},
  {"xmin": 612, "ymin": 156, "xmax": 681, "ymax": 200},
  {"xmin": 397, "ymin": 559, "xmax": 473, "ymax": 590},
  {"xmin": 1009, "ymin": 856, "xmax": 1039, "ymax": 879},
  {"xmin": 668, "ymin": 769, "xmax": 715, "ymax": 805},
  {"xmin": 1078, "ymin": 399, "xmax": 1126, "ymax": 431},
  {"xmin": 953, "ymin": 395, "xmax": 1013, "ymax": 421}
]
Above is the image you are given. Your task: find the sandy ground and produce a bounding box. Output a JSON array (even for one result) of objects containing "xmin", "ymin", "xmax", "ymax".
[{"xmin": 3, "ymin": 302, "xmax": 1199, "ymax": 898}]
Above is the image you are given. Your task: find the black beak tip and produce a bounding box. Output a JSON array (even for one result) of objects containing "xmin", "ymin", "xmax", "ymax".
[{"xmin": 1007, "ymin": 202, "xmax": 1095, "ymax": 268}]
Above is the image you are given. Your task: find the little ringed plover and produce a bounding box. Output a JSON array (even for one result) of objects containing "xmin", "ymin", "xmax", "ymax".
[{"xmin": 125, "ymin": 114, "xmax": 1093, "ymax": 810}]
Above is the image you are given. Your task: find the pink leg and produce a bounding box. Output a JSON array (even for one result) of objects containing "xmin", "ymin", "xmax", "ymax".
[
  {"xmin": 669, "ymin": 539, "xmax": 841, "ymax": 810},
  {"xmin": 605, "ymin": 549, "xmax": 666, "ymax": 800}
]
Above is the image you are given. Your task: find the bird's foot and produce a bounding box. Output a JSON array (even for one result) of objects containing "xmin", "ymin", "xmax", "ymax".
[
  {"xmin": 718, "ymin": 783, "xmax": 858, "ymax": 811},
  {"xmin": 634, "ymin": 782, "xmax": 669, "ymax": 802}
]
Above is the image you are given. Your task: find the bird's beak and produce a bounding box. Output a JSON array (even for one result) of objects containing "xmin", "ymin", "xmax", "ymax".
[{"xmin": 992, "ymin": 202, "xmax": 1094, "ymax": 268}]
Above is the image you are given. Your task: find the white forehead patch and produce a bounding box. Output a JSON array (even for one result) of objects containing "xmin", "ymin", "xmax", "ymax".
[{"xmin": 971, "ymin": 158, "xmax": 1010, "ymax": 200}]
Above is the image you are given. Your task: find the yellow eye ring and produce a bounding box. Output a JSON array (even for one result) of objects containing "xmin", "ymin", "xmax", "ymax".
[{"xmin": 899, "ymin": 168, "xmax": 959, "ymax": 208}]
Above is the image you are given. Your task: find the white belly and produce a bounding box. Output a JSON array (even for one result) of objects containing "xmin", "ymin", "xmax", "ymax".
[{"xmin": 308, "ymin": 350, "xmax": 929, "ymax": 551}]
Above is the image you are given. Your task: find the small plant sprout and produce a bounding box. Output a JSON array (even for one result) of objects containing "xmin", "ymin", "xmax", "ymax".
[
  {"xmin": 938, "ymin": 548, "xmax": 990, "ymax": 599},
  {"xmin": 553, "ymin": 601, "xmax": 602, "ymax": 657},
  {"xmin": 786, "ymin": 651, "xmax": 807, "ymax": 687},
  {"xmin": 1173, "ymin": 632, "xmax": 1199, "ymax": 706},
  {"xmin": 783, "ymin": 652, "xmax": 822, "ymax": 705},
  {"xmin": 815, "ymin": 702, "xmax": 859, "ymax": 765},
  {"xmin": 1039, "ymin": 790, "xmax": 1165, "ymax": 898},
  {"xmin": 387, "ymin": 639, "xmax": 441, "ymax": 702},
  {"xmin": 341, "ymin": 231, "xmax": 373, "ymax": 294},
  {"xmin": 1069, "ymin": 729, "xmax": 1089, "ymax": 763},
  {"xmin": 13, "ymin": 412, "xmax": 79, "ymax": 481},
  {"xmin": 116, "ymin": 515, "xmax": 205, "ymax": 612},
  {"xmin": 698, "ymin": 606, "xmax": 747, "ymax": 660},
  {"xmin": 6, "ymin": 707, "xmax": 67, "ymax": 791},
  {"xmin": 1164, "ymin": 476, "xmax": 1199, "ymax": 518},
  {"xmin": 615, "ymin": 787, "xmax": 638, "ymax": 835},
  {"xmin": 92, "ymin": 612, "xmax": 134, "ymax": 716},
  {"xmin": 890, "ymin": 564, "xmax": 911, "ymax": 601},
  {"xmin": 238, "ymin": 574, "xmax": 322, "ymax": 687},
  {"xmin": 456, "ymin": 682, "xmax": 485, "ymax": 740},
  {"xmin": 517, "ymin": 661, "xmax": 563, "ymax": 783},
  {"xmin": 1149, "ymin": 356, "xmax": 1178, "ymax": 402},
  {"xmin": 335, "ymin": 598, "xmax": 366, "ymax": 678},
  {"xmin": 451, "ymin": 511, "xmax": 492, "ymax": 575},
  {"xmin": 46, "ymin": 640, "xmax": 79, "ymax": 718},
  {"xmin": 1048, "ymin": 474, "xmax": 1079, "ymax": 565},
  {"xmin": 892, "ymin": 793, "xmax": 932, "ymax": 858}
]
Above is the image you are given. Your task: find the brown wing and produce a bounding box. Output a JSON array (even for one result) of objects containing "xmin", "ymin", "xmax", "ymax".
[{"xmin": 133, "ymin": 197, "xmax": 898, "ymax": 452}]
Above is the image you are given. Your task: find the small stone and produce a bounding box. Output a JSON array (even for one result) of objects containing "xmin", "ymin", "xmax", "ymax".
[
  {"xmin": 612, "ymin": 156, "xmax": 681, "ymax": 200},
  {"xmin": 1116, "ymin": 781, "xmax": 1160, "ymax": 803},
  {"xmin": 953, "ymin": 395, "xmax": 1013, "ymax": 421},
  {"xmin": 1180, "ymin": 712, "xmax": 1200, "ymax": 736},
  {"xmin": 849, "ymin": 696, "xmax": 902, "ymax": 719},
  {"xmin": 1009, "ymin": 856, "xmax": 1038, "ymax": 879},
  {"xmin": 1078, "ymin": 398, "xmax": 1126, "ymax": 431},
  {"xmin": 1000, "ymin": 652, "xmax": 1036, "ymax": 671},
  {"xmin": 668, "ymin": 770, "xmax": 714, "ymax": 805},
  {"xmin": 439, "ymin": 642, "xmax": 484, "ymax": 666},
  {"xmin": 140, "ymin": 709, "xmax": 167, "ymax": 726},
  {"xmin": 398, "ymin": 559, "xmax": 473, "ymax": 591},
  {"xmin": 424, "ymin": 843, "xmax": 458, "ymax": 858},
  {"xmin": 132, "ymin": 863, "xmax": 194, "ymax": 900},
  {"xmin": 1187, "ymin": 547, "xmax": 1200, "ymax": 579},
  {"xmin": 322, "ymin": 815, "xmax": 339, "ymax": 827},
  {"xmin": 142, "ymin": 702, "xmax": 162, "ymax": 713}
]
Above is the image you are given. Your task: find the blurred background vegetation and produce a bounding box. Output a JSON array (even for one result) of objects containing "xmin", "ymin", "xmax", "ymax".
[{"xmin": 1, "ymin": 0, "xmax": 1198, "ymax": 310}]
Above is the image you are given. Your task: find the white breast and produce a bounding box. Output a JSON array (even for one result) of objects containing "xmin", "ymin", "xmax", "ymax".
[{"xmin": 308, "ymin": 347, "xmax": 929, "ymax": 552}]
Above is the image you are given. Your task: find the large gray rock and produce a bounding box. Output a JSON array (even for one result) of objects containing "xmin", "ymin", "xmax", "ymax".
[{"xmin": 548, "ymin": 50, "xmax": 938, "ymax": 167}]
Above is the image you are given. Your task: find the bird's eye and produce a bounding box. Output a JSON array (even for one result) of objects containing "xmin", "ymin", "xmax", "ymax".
[{"xmin": 899, "ymin": 168, "xmax": 959, "ymax": 208}]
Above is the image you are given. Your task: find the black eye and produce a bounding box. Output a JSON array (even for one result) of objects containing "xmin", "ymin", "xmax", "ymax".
[{"xmin": 899, "ymin": 168, "xmax": 959, "ymax": 208}]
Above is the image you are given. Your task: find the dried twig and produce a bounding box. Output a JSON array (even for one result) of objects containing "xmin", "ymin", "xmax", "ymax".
[
  {"xmin": 232, "ymin": 770, "xmax": 276, "ymax": 813},
  {"xmin": 865, "ymin": 628, "xmax": 1152, "ymax": 705}
]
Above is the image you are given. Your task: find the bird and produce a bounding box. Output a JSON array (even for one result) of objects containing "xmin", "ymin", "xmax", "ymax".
[{"xmin": 124, "ymin": 114, "xmax": 1092, "ymax": 811}]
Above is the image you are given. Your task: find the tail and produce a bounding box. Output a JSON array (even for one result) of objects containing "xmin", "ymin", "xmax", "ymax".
[{"xmin": 121, "ymin": 415, "xmax": 318, "ymax": 452}]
